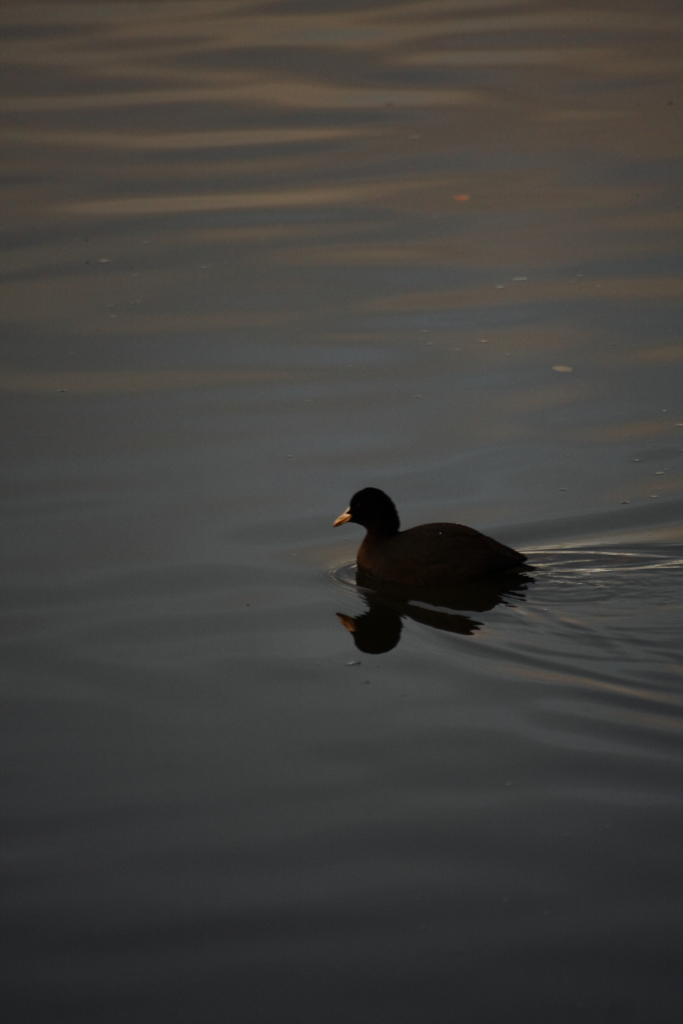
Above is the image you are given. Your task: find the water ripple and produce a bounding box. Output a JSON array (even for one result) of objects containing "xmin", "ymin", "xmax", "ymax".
[{"xmin": 325, "ymin": 547, "xmax": 683, "ymax": 698}]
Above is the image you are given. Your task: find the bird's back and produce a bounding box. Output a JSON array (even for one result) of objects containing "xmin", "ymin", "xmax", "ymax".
[{"xmin": 357, "ymin": 522, "xmax": 526, "ymax": 586}]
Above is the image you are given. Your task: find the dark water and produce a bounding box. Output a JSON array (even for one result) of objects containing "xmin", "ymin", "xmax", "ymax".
[{"xmin": 2, "ymin": 2, "xmax": 682, "ymax": 1021}]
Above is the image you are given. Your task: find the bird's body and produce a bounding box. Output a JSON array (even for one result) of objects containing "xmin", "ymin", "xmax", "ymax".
[
  {"xmin": 357, "ymin": 520, "xmax": 525, "ymax": 586},
  {"xmin": 334, "ymin": 488, "xmax": 526, "ymax": 587}
]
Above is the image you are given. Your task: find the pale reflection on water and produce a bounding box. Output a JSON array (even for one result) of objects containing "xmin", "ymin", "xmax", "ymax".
[{"xmin": 2, "ymin": 1, "xmax": 682, "ymax": 1022}]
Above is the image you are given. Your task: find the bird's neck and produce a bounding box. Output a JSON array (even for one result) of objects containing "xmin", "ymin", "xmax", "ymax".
[{"xmin": 364, "ymin": 524, "xmax": 399, "ymax": 541}]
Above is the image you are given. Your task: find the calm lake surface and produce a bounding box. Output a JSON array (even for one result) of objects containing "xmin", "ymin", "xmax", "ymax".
[{"xmin": 2, "ymin": 2, "xmax": 682, "ymax": 1021}]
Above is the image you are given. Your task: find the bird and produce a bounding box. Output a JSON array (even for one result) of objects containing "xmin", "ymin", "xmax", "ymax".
[{"xmin": 333, "ymin": 487, "xmax": 527, "ymax": 587}]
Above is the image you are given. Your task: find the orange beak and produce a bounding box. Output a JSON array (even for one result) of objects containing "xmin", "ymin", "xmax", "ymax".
[
  {"xmin": 336, "ymin": 613, "xmax": 356, "ymax": 633},
  {"xmin": 333, "ymin": 507, "xmax": 352, "ymax": 527}
]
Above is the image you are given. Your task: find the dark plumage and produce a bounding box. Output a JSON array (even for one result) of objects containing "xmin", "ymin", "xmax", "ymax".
[{"xmin": 333, "ymin": 487, "xmax": 527, "ymax": 586}]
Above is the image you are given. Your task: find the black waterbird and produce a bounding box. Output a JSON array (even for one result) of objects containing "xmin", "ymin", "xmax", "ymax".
[{"xmin": 333, "ymin": 487, "xmax": 527, "ymax": 587}]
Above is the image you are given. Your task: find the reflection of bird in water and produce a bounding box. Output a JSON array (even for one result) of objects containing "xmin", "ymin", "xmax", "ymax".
[
  {"xmin": 333, "ymin": 488, "xmax": 529, "ymax": 586},
  {"xmin": 337, "ymin": 572, "xmax": 533, "ymax": 654},
  {"xmin": 338, "ymin": 603, "xmax": 405, "ymax": 654}
]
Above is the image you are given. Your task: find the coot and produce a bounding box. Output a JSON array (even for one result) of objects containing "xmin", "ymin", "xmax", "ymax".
[{"xmin": 333, "ymin": 487, "xmax": 527, "ymax": 586}]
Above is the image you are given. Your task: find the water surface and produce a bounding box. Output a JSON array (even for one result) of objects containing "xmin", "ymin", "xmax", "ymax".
[{"xmin": 2, "ymin": 2, "xmax": 682, "ymax": 1022}]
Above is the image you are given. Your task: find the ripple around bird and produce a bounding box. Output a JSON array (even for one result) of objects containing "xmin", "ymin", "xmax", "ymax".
[
  {"xmin": 323, "ymin": 547, "xmax": 683, "ymax": 694},
  {"xmin": 323, "ymin": 547, "xmax": 683, "ymax": 607}
]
